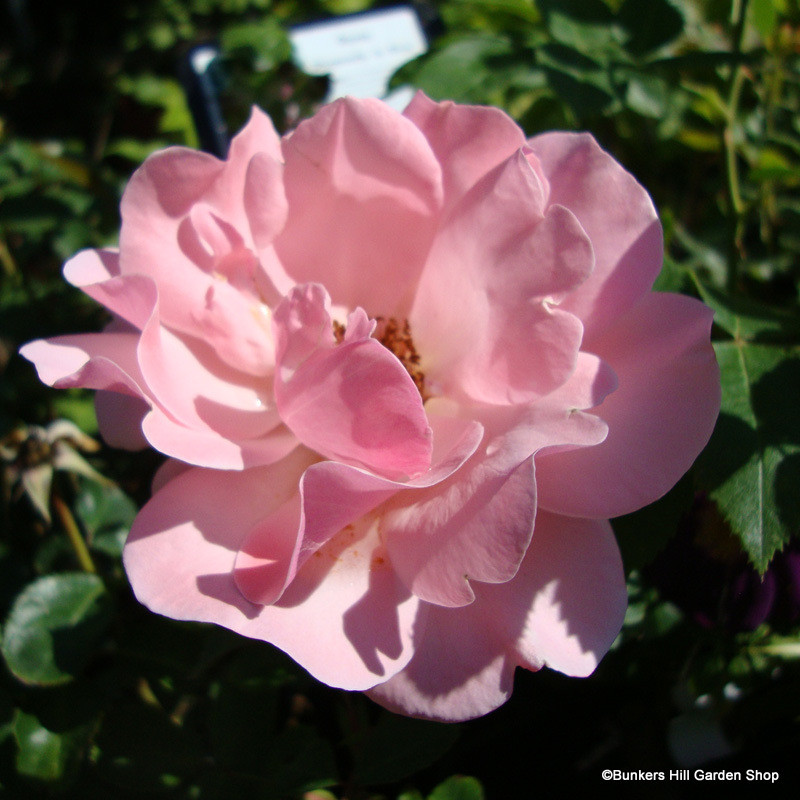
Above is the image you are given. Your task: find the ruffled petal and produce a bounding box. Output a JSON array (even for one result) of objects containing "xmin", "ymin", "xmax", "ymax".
[
  {"xmin": 367, "ymin": 601, "xmax": 515, "ymax": 722},
  {"xmin": 235, "ymin": 413, "xmax": 483, "ymax": 607},
  {"xmin": 412, "ymin": 151, "xmax": 592, "ymax": 404},
  {"xmin": 124, "ymin": 457, "xmax": 423, "ymax": 690},
  {"xmin": 384, "ymin": 456, "xmax": 535, "ymax": 608},
  {"xmin": 243, "ymin": 152, "xmax": 288, "ymax": 250},
  {"xmin": 477, "ymin": 511, "xmax": 626, "ymax": 677},
  {"xmin": 20, "ymin": 332, "xmax": 147, "ymax": 397},
  {"xmin": 118, "ymin": 131, "xmax": 283, "ymax": 376},
  {"xmin": 403, "ymin": 92, "xmax": 527, "ymax": 211},
  {"xmin": 536, "ymin": 293, "xmax": 719, "ymax": 518},
  {"xmin": 234, "ymin": 465, "xmax": 396, "ymax": 606},
  {"xmin": 265, "ymin": 513, "xmax": 426, "ymax": 690},
  {"xmin": 225, "ymin": 105, "xmax": 283, "ymax": 169},
  {"xmin": 273, "ymin": 284, "xmax": 432, "ymax": 480},
  {"xmin": 382, "ymin": 369, "xmax": 611, "ymax": 608},
  {"xmin": 275, "ymin": 97, "xmax": 443, "ymax": 317},
  {"xmin": 119, "ymin": 147, "xmax": 224, "ymax": 336},
  {"xmin": 215, "ymin": 106, "xmax": 283, "ymax": 216},
  {"xmin": 368, "ymin": 511, "xmax": 625, "ymax": 722},
  {"xmin": 140, "ymin": 409, "xmax": 297, "ymax": 470},
  {"xmin": 62, "ymin": 250, "xmax": 164, "ymax": 333},
  {"xmin": 94, "ymin": 391, "xmax": 149, "ymax": 450},
  {"xmin": 528, "ymin": 132, "xmax": 664, "ymax": 343},
  {"xmin": 136, "ymin": 292, "xmax": 279, "ymax": 445}
]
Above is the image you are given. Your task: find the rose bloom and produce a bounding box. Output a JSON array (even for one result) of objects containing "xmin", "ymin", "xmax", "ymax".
[{"xmin": 22, "ymin": 94, "xmax": 719, "ymax": 721}]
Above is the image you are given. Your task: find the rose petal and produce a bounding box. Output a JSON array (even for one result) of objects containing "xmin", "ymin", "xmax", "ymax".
[
  {"xmin": 368, "ymin": 511, "xmax": 625, "ymax": 722},
  {"xmin": 141, "ymin": 409, "xmax": 297, "ymax": 470},
  {"xmin": 403, "ymin": 92, "xmax": 527, "ymax": 210},
  {"xmin": 267, "ymin": 513, "xmax": 426, "ymax": 690},
  {"xmin": 275, "ymin": 97, "xmax": 443, "ymax": 317},
  {"xmin": 94, "ymin": 391, "xmax": 149, "ymax": 450},
  {"xmin": 124, "ymin": 458, "xmax": 422, "ymax": 690},
  {"xmin": 137, "ymin": 295, "xmax": 279, "ymax": 443},
  {"xmin": 528, "ymin": 132, "xmax": 664, "ymax": 342},
  {"xmin": 20, "ymin": 332, "xmax": 147, "ymax": 396},
  {"xmin": 224, "ymin": 105, "xmax": 283, "ymax": 173},
  {"xmin": 118, "ymin": 122, "xmax": 286, "ymax": 374},
  {"xmin": 384, "ymin": 457, "xmax": 535, "ymax": 608},
  {"xmin": 536, "ymin": 292, "xmax": 719, "ymax": 518},
  {"xmin": 383, "ymin": 373, "xmax": 611, "ymax": 608},
  {"xmin": 412, "ymin": 151, "xmax": 592, "ymax": 404},
  {"xmin": 273, "ymin": 284, "xmax": 432, "ymax": 479},
  {"xmin": 366, "ymin": 601, "xmax": 515, "ymax": 722},
  {"xmin": 20, "ymin": 324, "xmax": 292, "ymax": 470},
  {"xmin": 243, "ymin": 152, "xmax": 289, "ymax": 251},
  {"xmin": 477, "ymin": 511, "xmax": 626, "ymax": 677},
  {"xmin": 234, "ymin": 413, "xmax": 483, "ymax": 606}
]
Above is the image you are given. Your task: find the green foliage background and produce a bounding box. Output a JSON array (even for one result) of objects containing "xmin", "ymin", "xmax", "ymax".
[{"xmin": 2, "ymin": 0, "xmax": 800, "ymax": 796}]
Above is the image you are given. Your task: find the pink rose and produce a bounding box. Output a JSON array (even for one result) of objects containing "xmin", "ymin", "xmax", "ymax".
[{"xmin": 21, "ymin": 94, "xmax": 720, "ymax": 721}]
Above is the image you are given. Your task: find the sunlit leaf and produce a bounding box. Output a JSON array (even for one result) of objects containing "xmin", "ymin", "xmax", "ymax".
[
  {"xmin": 395, "ymin": 34, "xmax": 512, "ymax": 100},
  {"xmin": 1, "ymin": 574, "xmax": 112, "ymax": 686},
  {"xmin": 428, "ymin": 775, "xmax": 485, "ymax": 800},
  {"xmin": 74, "ymin": 482, "xmax": 137, "ymax": 558},
  {"xmin": 749, "ymin": 0, "xmax": 787, "ymax": 39},
  {"xmin": 222, "ymin": 18, "xmax": 291, "ymax": 69},
  {"xmin": 748, "ymin": 148, "xmax": 800, "ymax": 184},
  {"xmin": 319, "ymin": 0, "xmax": 373, "ymax": 14},
  {"xmin": 13, "ymin": 710, "xmax": 90, "ymax": 783},
  {"xmin": 625, "ymin": 73, "xmax": 670, "ymax": 118},
  {"xmin": 538, "ymin": 0, "xmax": 624, "ymax": 53}
]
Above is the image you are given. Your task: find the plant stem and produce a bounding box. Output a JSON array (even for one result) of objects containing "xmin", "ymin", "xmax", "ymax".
[
  {"xmin": 52, "ymin": 492, "xmax": 97, "ymax": 574},
  {"xmin": 724, "ymin": 0, "xmax": 751, "ymax": 294}
]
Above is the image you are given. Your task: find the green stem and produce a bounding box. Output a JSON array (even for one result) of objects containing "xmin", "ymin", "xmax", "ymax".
[
  {"xmin": 52, "ymin": 492, "xmax": 97, "ymax": 574},
  {"xmin": 724, "ymin": 0, "xmax": 751, "ymax": 294},
  {"xmin": 0, "ymin": 233, "xmax": 20, "ymax": 281}
]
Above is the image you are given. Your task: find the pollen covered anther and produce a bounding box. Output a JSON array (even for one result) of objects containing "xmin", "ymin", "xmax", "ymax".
[
  {"xmin": 331, "ymin": 316, "xmax": 429, "ymax": 400},
  {"xmin": 374, "ymin": 317, "xmax": 429, "ymax": 401}
]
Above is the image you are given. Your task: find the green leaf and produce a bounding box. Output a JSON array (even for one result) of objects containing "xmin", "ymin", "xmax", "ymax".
[
  {"xmin": 1, "ymin": 573, "xmax": 112, "ymax": 686},
  {"xmin": 747, "ymin": 148, "xmax": 800, "ymax": 185},
  {"xmin": 749, "ymin": 0, "xmax": 787, "ymax": 39},
  {"xmin": 396, "ymin": 34, "xmax": 512, "ymax": 101},
  {"xmin": 448, "ymin": 0, "xmax": 540, "ymax": 24},
  {"xmin": 625, "ymin": 73, "xmax": 671, "ymax": 118},
  {"xmin": 693, "ymin": 275, "xmax": 800, "ymax": 343},
  {"xmin": 13, "ymin": 710, "xmax": 89, "ymax": 783},
  {"xmin": 537, "ymin": 44, "xmax": 617, "ymax": 115},
  {"xmin": 74, "ymin": 481, "xmax": 137, "ymax": 557},
  {"xmin": 428, "ymin": 776, "xmax": 485, "ymax": 800},
  {"xmin": 116, "ymin": 75, "xmax": 198, "ymax": 147},
  {"xmin": 538, "ymin": 0, "xmax": 624, "ymax": 54},
  {"xmin": 695, "ymin": 342, "xmax": 800, "ymax": 572},
  {"xmin": 319, "ymin": 0, "xmax": 373, "ymax": 13},
  {"xmin": 221, "ymin": 18, "xmax": 291, "ymax": 70}
]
